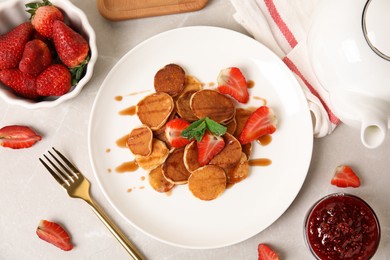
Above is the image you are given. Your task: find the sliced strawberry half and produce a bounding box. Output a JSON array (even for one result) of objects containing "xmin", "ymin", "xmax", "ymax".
[
  {"xmin": 0, "ymin": 125, "xmax": 41, "ymax": 149},
  {"xmin": 165, "ymin": 118, "xmax": 191, "ymax": 148},
  {"xmin": 217, "ymin": 67, "xmax": 249, "ymax": 103},
  {"xmin": 331, "ymin": 165, "xmax": 360, "ymax": 188},
  {"xmin": 36, "ymin": 220, "xmax": 73, "ymax": 251},
  {"xmin": 258, "ymin": 244, "xmax": 280, "ymax": 260},
  {"xmin": 238, "ymin": 106, "xmax": 277, "ymax": 144},
  {"xmin": 197, "ymin": 131, "xmax": 225, "ymax": 166}
]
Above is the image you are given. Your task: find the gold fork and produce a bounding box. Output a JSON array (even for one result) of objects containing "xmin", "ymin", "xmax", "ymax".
[{"xmin": 39, "ymin": 147, "xmax": 145, "ymax": 260}]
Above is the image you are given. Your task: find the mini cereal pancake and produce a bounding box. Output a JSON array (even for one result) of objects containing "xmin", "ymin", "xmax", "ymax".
[
  {"xmin": 188, "ymin": 165, "xmax": 226, "ymax": 201},
  {"xmin": 226, "ymin": 153, "xmax": 249, "ymax": 184},
  {"xmin": 126, "ymin": 125, "xmax": 153, "ymax": 156},
  {"xmin": 154, "ymin": 64, "xmax": 185, "ymax": 97},
  {"xmin": 148, "ymin": 165, "xmax": 175, "ymax": 193},
  {"xmin": 225, "ymin": 118, "xmax": 237, "ymax": 135},
  {"xmin": 136, "ymin": 139, "xmax": 169, "ymax": 170},
  {"xmin": 136, "ymin": 92, "xmax": 174, "ymax": 130},
  {"xmin": 183, "ymin": 141, "xmax": 201, "ymax": 172},
  {"xmin": 162, "ymin": 148, "xmax": 191, "ymax": 184},
  {"xmin": 209, "ymin": 133, "xmax": 242, "ymax": 173},
  {"xmin": 190, "ymin": 89, "xmax": 235, "ymax": 123},
  {"xmin": 176, "ymin": 90, "xmax": 198, "ymax": 121},
  {"xmin": 233, "ymin": 107, "xmax": 254, "ymax": 137},
  {"xmin": 181, "ymin": 75, "xmax": 202, "ymax": 94}
]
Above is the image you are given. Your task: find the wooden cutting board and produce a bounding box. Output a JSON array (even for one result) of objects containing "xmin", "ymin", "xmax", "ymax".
[{"xmin": 97, "ymin": 0, "xmax": 209, "ymax": 21}]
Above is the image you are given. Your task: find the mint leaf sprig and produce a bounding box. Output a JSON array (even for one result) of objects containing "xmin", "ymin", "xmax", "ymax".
[{"xmin": 181, "ymin": 117, "xmax": 227, "ymax": 142}]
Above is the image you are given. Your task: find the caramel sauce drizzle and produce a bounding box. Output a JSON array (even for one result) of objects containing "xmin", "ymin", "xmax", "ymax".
[
  {"xmin": 119, "ymin": 106, "xmax": 136, "ymax": 116},
  {"xmin": 257, "ymin": 135, "xmax": 272, "ymax": 146},
  {"xmin": 116, "ymin": 134, "xmax": 129, "ymax": 148},
  {"xmin": 247, "ymin": 80, "xmax": 255, "ymax": 88},
  {"xmin": 248, "ymin": 158, "xmax": 272, "ymax": 167},
  {"xmin": 115, "ymin": 160, "xmax": 139, "ymax": 173}
]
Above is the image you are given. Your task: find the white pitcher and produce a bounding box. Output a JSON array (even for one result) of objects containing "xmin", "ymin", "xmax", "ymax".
[{"xmin": 307, "ymin": 0, "xmax": 390, "ymax": 148}]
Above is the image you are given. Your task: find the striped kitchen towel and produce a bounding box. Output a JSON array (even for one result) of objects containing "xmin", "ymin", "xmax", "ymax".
[{"xmin": 230, "ymin": 0, "xmax": 341, "ymax": 137}]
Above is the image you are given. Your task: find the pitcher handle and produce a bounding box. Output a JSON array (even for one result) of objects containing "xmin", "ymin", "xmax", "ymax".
[{"xmin": 361, "ymin": 116, "xmax": 387, "ymax": 148}]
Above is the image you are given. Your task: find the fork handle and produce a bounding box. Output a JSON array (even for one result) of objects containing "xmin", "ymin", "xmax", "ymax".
[{"xmin": 86, "ymin": 199, "xmax": 145, "ymax": 260}]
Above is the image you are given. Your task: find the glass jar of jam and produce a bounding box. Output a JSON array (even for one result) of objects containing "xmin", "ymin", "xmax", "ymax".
[{"xmin": 304, "ymin": 193, "xmax": 380, "ymax": 259}]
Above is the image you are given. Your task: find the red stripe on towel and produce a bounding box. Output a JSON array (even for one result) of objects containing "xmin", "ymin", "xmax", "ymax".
[
  {"xmin": 283, "ymin": 57, "xmax": 340, "ymax": 125},
  {"xmin": 264, "ymin": 0, "xmax": 298, "ymax": 48}
]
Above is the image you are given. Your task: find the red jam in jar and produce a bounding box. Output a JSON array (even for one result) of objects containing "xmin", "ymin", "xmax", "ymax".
[{"xmin": 304, "ymin": 193, "xmax": 380, "ymax": 259}]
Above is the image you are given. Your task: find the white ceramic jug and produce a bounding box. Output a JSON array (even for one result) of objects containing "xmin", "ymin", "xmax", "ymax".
[{"xmin": 308, "ymin": 0, "xmax": 390, "ymax": 148}]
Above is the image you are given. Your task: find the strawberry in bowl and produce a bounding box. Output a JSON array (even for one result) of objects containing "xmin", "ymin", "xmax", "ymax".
[{"xmin": 0, "ymin": 0, "xmax": 97, "ymax": 109}]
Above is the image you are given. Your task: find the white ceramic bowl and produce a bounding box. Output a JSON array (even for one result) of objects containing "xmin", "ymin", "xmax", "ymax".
[{"xmin": 0, "ymin": 0, "xmax": 97, "ymax": 109}]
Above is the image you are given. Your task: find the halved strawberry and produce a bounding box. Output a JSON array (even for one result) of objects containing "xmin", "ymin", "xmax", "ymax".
[
  {"xmin": 36, "ymin": 220, "xmax": 73, "ymax": 251},
  {"xmin": 165, "ymin": 118, "xmax": 191, "ymax": 148},
  {"xmin": 217, "ymin": 67, "xmax": 249, "ymax": 103},
  {"xmin": 238, "ymin": 106, "xmax": 277, "ymax": 145},
  {"xmin": 258, "ymin": 244, "xmax": 280, "ymax": 260},
  {"xmin": 331, "ymin": 165, "xmax": 360, "ymax": 188},
  {"xmin": 0, "ymin": 125, "xmax": 41, "ymax": 149},
  {"xmin": 197, "ymin": 131, "xmax": 225, "ymax": 165}
]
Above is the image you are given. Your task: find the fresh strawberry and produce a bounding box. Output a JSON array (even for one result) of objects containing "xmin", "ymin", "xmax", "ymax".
[
  {"xmin": 165, "ymin": 118, "xmax": 191, "ymax": 148},
  {"xmin": 52, "ymin": 20, "xmax": 89, "ymax": 69},
  {"xmin": 36, "ymin": 220, "xmax": 73, "ymax": 251},
  {"xmin": 19, "ymin": 39, "xmax": 52, "ymax": 75},
  {"xmin": 0, "ymin": 68, "xmax": 39, "ymax": 99},
  {"xmin": 0, "ymin": 125, "xmax": 41, "ymax": 149},
  {"xmin": 197, "ymin": 131, "xmax": 225, "ymax": 165},
  {"xmin": 331, "ymin": 165, "xmax": 361, "ymax": 188},
  {"xmin": 0, "ymin": 22, "xmax": 34, "ymax": 70},
  {"xmin": 36, "ymin": 64, "xmax": 71, "ymax": 96},
  {"xmin": 258, "ymin": 244, "xmax": 280, "ymax": 260},
  {"xmin": 238, "ymin": 106, "xmax": 277, "ymax": 144},
  {"xmin": 217, "ymin": 67, "xmax": 249, "ymax": 103},
  {"xmin": 26, "ymin": 0, "xmax": 64, "ymax": 38}
]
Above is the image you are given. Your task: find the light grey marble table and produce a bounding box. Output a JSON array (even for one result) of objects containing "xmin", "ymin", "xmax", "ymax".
[{"xmin": 0, "ymin": 1, "xmax": 389, "ymax": 259}]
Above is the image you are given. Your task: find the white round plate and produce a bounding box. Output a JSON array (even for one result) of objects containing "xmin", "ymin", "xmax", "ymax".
[{"xmin": 88, "ymin": 26, "xmax": 313, "ymax": 249}]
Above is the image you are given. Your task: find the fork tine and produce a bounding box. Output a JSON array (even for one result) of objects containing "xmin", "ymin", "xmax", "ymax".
[
  {"xmin": 43, "ymin": 154, "xmax": 72, "ymax": 185},
  {"xmin": 39, "ymin": 157, "xmax": 67, "ymax": 186},
  {"xmin": 52, "ymin": 147, "xmax": 80, "ymax": 174},
  {"xmin": 48, "ymin": 150, "xmax": 77, "ymax": 179}
]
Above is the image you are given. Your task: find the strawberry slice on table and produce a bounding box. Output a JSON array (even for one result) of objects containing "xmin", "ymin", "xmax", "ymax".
[
  {"xmin": 0, "ymin": 125, "xmax": 41, "ymax": 149},
  {"xmin": 0, "ymin": 22, "xmax": 34, "ymax": 70},
  {"xmin": 217, "ymin": 67, "xmax": 249, "ymax": 103},
  {"xmin": 36, "ymin": 220, "xmax": 73, "ymax": 251},
  {"xmin": 258, "ymin": 244, "xmax": 280, "ymax": 260},
  {"xmin": 197, "ymin": 131, "xmax": 225, "ymax": 166},
  {"xmin": 26, "ymin": 0, "xmax": 64, "ymax": 38},
  {"xmin": 37, "ymin": 64, "xmax": 72, "ymax": 96},
  {"xmin": 0, "ymin": 68, "xmax": 39, "ymax": 99},
  {"xmin": 331, "ymin": 165, "xmax": 361, "ymax": 188},
  {"xmin": 238, "ymin": 106, "xmax": 277, "ymax": 144},
  {"xmin": 165, "ymin": 118, "xmax": 192, "ymax": 148}
]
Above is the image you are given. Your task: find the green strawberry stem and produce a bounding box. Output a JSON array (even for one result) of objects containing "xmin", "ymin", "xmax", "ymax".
[
  {"xmin": 69, "ymin": 54, "xmax": 89, "ymax": 86},
  {"xmin": 181, "ymin": 117, "xmax": 227, "ymax": 142},
  {"xmin": 25, "ymin": 0, "xmax": 52, "ymax": 17}
]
